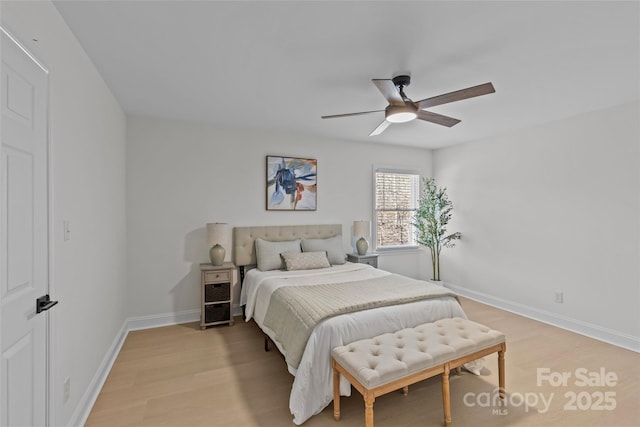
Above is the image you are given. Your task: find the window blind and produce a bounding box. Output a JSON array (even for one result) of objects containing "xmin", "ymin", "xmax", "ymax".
[{"xmin": 374, "ymin": 170, "xmax": 420, "ymax": 247}]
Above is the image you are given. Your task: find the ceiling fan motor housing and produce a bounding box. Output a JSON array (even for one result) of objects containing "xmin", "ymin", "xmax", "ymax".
[{"xmin": 392, "ymin": 75, "xmax": 411, "ymax": 88}]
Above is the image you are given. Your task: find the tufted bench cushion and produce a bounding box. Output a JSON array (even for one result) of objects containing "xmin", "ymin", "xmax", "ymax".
[{"xmin": 331, "ymin": 317, "xmax": 506, "ymax": 427}]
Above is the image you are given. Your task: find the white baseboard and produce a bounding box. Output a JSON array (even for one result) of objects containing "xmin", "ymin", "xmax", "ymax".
[
  {"xmin": 68, "ymin": 321, "xmax": 128, "ymax": 427},
  {"xmin": 445, "ymin": 282, "xmax": 640, "ymax": 353},
  {"xmin": 127, "ymin": 308, "xmax": 201, "ymax": 331},
  {"xmin": 127, "ymin": 306, "xmax": 243, "ymax": 331}
]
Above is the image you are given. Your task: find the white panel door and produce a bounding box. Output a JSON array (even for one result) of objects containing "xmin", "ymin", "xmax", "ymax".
[{"xmin": 1, "ymin": 29, "xmax": 50, "ymax": 426}]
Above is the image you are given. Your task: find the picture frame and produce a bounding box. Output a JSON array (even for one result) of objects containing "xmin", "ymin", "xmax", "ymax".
[{"xmin": 266, "ymin": 155, "xmax": 317, "ymax": 211}]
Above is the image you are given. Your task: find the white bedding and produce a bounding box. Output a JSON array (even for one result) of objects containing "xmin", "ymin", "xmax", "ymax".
[{"xmin": 240, "ymin": 263, "xmax": 466, "ymax": 425}]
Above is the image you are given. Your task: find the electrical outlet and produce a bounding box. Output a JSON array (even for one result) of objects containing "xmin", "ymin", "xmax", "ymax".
[
  {"xmin": 63, "ymin": 377, "xmax": 70, "ymax": 403},
  {"xmin": 554, "ymin": 291, "xmax": 563, "ymax": 304}
]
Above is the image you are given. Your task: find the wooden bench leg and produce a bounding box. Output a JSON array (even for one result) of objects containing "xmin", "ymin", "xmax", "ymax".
[
  {"xmin": 402, "ymin": 386, "xmax": 409, "ymax": 395},
  {"xmin": 333, "ymin": 362, "xmax": 341, "ymax": 421},
  {"xmin": 442, "ymin": 364, "xmax": 452, "ymax": 427},
  {"xmin": 498, "ymin": 344, "xmax": 506, "ymax": 399},
  {"xmin": 364, "ymin": 391, "xmax": 375, "ymax": 427}
]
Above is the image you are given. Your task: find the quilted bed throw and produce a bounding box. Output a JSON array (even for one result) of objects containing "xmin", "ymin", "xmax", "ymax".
[{"xmin": 263, "ymin": 274, "xmax": 457, "ymax": 369}]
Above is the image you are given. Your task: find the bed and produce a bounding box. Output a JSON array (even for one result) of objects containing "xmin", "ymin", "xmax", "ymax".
[{"xmin": 234, "ymin": 224, "xmax": 466, "ymax": 425}]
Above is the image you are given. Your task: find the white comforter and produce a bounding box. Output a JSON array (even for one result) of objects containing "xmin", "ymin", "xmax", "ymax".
[{"xmin": 240, "ymin": 263, "xmax": 466, "ymax": 425}]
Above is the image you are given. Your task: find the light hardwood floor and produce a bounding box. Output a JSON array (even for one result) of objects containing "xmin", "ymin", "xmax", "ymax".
[{"xmin": 86, "ymin": 298, "xmax": 639, "ymax": 426}]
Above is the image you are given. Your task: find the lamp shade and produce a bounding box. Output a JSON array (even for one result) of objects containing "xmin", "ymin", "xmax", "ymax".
[
  {"xmin": 353, "ymin": 220, "xmax": 370, "ymax": 238},
  {"xmin": 206, "ymin": 223, "xmax": 231, "ymax": 247}
]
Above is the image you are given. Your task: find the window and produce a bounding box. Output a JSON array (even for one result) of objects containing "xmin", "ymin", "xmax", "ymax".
[{"xmin": 374, "ymin": 169, "xmax": 420, "ymax": 249}]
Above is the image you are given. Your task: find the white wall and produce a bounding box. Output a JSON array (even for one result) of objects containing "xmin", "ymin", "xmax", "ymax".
[
  {"xmin": 434, "ymin": 102, "xmax": 640, "ymax": 349},
  {"xmin": 126, "ymin": 116, "xmax": 433, "ymax": 318},
  {"xmin": 1, "ymin": 1, "xmax": 128, "ymax": 425}
]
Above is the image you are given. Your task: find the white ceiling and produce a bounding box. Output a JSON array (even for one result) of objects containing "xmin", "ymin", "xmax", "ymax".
[{"xmin": 52, "ymin": 1, "xmax": 639, "ymax": 149}]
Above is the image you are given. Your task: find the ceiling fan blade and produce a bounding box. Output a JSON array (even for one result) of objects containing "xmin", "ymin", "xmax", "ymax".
[
  {"xmin": 372, "ymin": 79, "xmax": 405, "ymax": 106},
  {"xmin": 321, "ymin": 109, "xmax": 384, "ymax": 119},
  {"xmin": 416, "ymin": 110, "xmax": 461, "ymax": 127},
  {"xmin": 369, "ymin": 120, "xmax": 391, "ymax": 136},
  {"xmin": 417, "ymin": 82, "xmax": 495, "ymax": 110}
]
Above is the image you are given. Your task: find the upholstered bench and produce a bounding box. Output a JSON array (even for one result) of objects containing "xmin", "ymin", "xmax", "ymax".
[{"xmin": 331, "ymin": 317, "xmax": 506, "ymax": 427}]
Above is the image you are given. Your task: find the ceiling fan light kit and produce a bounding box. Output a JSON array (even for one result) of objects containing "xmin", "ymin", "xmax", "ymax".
[
  {"xmin": 322, "ymin": 74, "xmax": 495, "ymax": 136},
  {"xmin": 385, "ymin": 104, "xmax": 417, "ymax": 123}
]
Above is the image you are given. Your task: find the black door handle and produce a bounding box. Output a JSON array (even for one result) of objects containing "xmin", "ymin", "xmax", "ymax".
[{"xmin": 36, "ymin": 294, "xmax": 59, "ymax": 314}]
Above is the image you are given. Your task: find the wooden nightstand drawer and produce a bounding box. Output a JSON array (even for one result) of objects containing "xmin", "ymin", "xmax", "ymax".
[
  {"xmin": 204, "ymin": 270, "xmax": 230, "ymax": 283},
  {"xmin": 204, "ymin": 282, "xmax": 230, "ymax": 302}
]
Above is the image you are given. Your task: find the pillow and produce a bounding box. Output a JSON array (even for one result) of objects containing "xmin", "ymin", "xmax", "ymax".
[
  {"xmin": 255, "ymin": 238, "xmax": 301, "ymax": 271},
  {"xmin": 301, "ymin": 235, "xmax": 346, "ymax": 265},
  {"xmin": 281, "ymin": 251, "xmax": 330, "ymax": 271}
]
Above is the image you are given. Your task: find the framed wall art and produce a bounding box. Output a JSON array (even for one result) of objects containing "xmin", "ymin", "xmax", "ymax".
[{"xmin": 266, "ymin": 155, "xmax": 317, "ymax": 211}]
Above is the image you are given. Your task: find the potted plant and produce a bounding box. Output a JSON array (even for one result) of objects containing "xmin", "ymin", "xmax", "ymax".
[{"xmin": 413, "ymin": 177, "xmax": 461, "ymax": 282}]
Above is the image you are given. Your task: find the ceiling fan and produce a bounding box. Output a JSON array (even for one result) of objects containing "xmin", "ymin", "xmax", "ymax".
[{"xmin": 321, "ymin": 75, "xmax": 495, "ymax": 136}]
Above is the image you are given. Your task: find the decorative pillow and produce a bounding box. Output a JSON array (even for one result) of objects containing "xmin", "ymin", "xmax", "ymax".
[
  {"xmin": 281, "ymin": 251, "xmax": 330, "ymax": 271},
  {"xmin": 255, "ymin": 238, "xmax": 301, "ymax": 271},
  {"xmin": 301, "ymin": 235, "xmax": 346, "ymax": 265}
]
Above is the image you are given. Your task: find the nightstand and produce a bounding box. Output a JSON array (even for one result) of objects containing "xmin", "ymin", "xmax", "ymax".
[
  {"xmin": 200, "ymin": 262, "xmax": 235, "ymax": 329},
  {"xmin": 347, "ymin": 253, "xmax": 378, "ymax": 268}
]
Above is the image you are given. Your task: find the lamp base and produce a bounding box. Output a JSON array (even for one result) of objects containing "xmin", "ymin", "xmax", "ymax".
[
  {"xmin": 356, "ymin": 237, "xmax": 368, "ymax": 256},
  {"xmin": 209, "ymin": 244, "xmax": 225, "ymax": 266}
]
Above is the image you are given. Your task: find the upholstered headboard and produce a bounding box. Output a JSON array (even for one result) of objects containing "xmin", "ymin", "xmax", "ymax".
[{"xmin": 233, "ymin": 224, "xmax": 342, "ymax": 267}]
